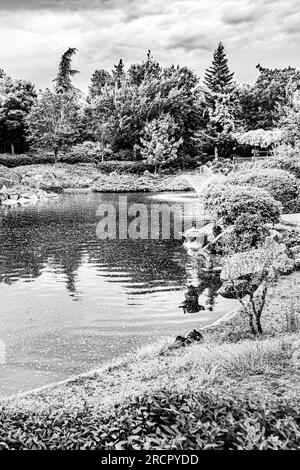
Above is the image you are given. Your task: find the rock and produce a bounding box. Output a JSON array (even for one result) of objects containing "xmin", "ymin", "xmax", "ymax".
[
  {"xmin": 290, "ymin": 245, "xmax": 300, "ymax": 256},
  {"xmin": 294, "ymin": 257, "xmax": 300, "ymax": 270},
  {"xmin": 269, "ymin": 229, "xmax": 282, "ymax": 242},
  {"xmin": 218, "ymin": 279, "xmax": 251, "ymax": 299},
  {"xmin": 274, "ymin": 253, "xmax": 295, "ymax": 275},
  {"xmin": 18, "ymin": 197, "xmax": 31, "ymax": 205},
  {"xmin": 1, "ymin": 199, "xmax": 18, "ymax": 206},
  {"xmin": 175, "ymin": 335, "xmax": 190, "ymax": 347},
  {"xmin": 174, "ymin": 330, "xmax": 204, "ymax": 348},
  {"xmin": 186, "ymin": 329, "xmax": 204, "ymax": 342}
]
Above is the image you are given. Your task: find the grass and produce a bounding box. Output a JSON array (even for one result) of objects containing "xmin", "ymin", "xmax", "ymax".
[
  {"xmin": 0, "ymin": 163, "xmax": 194, "ymax": 193},
  {"xmin": 1, "ymin": 245, "xmax": 300, "ymax": 449}
]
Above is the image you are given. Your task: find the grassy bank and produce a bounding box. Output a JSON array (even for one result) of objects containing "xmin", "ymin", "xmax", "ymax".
[
  {"xmin": 0, "ymin": 163, "xmax": 194, "ymax": 198},
  {"xmin": 1, "ymin": 272, "xmax": 299, "ymax": 450}
]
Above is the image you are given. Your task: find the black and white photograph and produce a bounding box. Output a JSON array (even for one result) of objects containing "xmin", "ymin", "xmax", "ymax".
[{"xmin": 0, "ymin": 0, "xmax": 299, "ymax": 455}]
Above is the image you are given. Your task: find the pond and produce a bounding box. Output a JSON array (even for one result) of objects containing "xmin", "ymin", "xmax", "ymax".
[{"xmin": 0, "ymin": 192, "xmax": 237, "ymax": 396}]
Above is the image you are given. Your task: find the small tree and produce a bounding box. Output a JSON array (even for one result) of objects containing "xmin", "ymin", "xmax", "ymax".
[
  {"xmin": 26, "ymin": 89, "xmax": 81, "ymax": 161},
  {"xmin": 220, "ymin": 239, "xmax": 284, "ymax": 334},
  {"xmin": 140, "ymin": 114, "xmax": 183, "ymax": 173}
]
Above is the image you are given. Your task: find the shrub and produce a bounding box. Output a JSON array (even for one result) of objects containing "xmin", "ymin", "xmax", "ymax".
[
  {"xmin": 97, "ymin": 160, "xmax": 148, "ymax": 174},
  {"xmin": 226, "ymin": 169, "xmax": 300, "ymax": 210},
  {"xmin": 63, "ymin": 141, "xmax": 109, "ymax": 164},
  {"xmin": 0, "ymin": 391, "xmax": 299, "ymax": 449},
  {"xmin": 0, "ymin": 153, "xmax": 55, "ymax": 167},
  {"xmin": 203, "ymin": 184, "xmax": 282, "ymax": 226},
  {"xmin": 259, "ymin": 144, "xmax": 300, "ymax": 179}
]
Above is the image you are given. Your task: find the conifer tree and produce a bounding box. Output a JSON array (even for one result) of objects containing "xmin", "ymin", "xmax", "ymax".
[
  {"xmin": 112, "ymin": 59, "xmax": 125, "ymax": 87},
  {"xmin": 204, "ymin": 42, "xmax": 234, "ymax": 93},
  {"xmin": 53, "ymin": 47, "xmax": 79, "ymax": 93}
]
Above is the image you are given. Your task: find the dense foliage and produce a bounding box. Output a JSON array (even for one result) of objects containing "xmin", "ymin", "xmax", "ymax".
[
  {"xmin": 1, "ymin": 45, "xmax": 300, "ymax": 171},
  {"xmin": 203, "ymin": 184, "xmax": 282, "ymax": 226},
  {"xmin": 0, "ymin": 390, "xmax": 299, "ymax": 450},
  {"xmin": 226, "ymin": 168, "xmax": 300, "ymax": 210}
]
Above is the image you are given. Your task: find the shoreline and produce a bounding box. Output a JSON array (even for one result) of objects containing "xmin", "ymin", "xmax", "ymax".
[
  {"xmin": 0, "ymin": 163, "xmax": 196, "ymax": 207},
  {"xmin": 2, "ymin": 271, "xmax": 299, "ymax": 408},
  {"xmin": 0, "ymin": 303, "xmax": 241, "ymax": 403}
]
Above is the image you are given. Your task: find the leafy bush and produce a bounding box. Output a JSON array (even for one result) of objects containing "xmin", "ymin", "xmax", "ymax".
[
  {"xmin": 0, "ymin": 153, "xmax": 55, "ymax": 167},
  {"xmin": 0, "ymin": 391, "xmax": 299, "ymax": 449},
  {"xmin": 226, "ymin": 169, "xmax": 300, "ymax": 210},
  {"xmin": 140, "ymin": 114, "xmax": 183, "ymax": 172},
  {"xmin": 259, "ymin": 144, "xmax": 300, "ymax": 179},
  {"xmin": 64, "ymin": 141, "xmax": 111, "ymax": 164},
  {"xmin": 97, "ymin": 160, "xmax": 148, "ymax": 174},
  {"xmin": 203, "ymin": 184, "xmax": 282, "ymax": 226}
]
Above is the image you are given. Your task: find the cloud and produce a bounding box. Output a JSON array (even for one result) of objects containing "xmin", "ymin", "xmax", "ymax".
[
  {"xmin": 0, "ymin": 0, "xmax": 300, "ymax": 91},
  {"xmin": 0, "ymin": 0, "xmax": 112, "ymax": 10},
  {"xmin": 222, "ymin": 9, "xmax": 261, "ymax": 25},
  {"xmin": 166, "ymin": 33, "xmax": 215, "ymax": 52}
]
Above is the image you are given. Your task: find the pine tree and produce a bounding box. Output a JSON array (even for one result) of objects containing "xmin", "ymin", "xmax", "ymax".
[
  {"xmin": 112, "ymin": 59, "xmax": 125, "ymax": 87},
  {"xmin": 204, "ymin": 42, "xmax": 234, "ymax": 94},
  {"xmin": 53, "ymin": 47, "xmax": 79, "ymax": 93}
]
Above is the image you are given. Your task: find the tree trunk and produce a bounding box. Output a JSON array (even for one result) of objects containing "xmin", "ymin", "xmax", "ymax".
[
  {"xmin": 11, "ymin": 143, "xmax": 15, "ymax": 155},
  {"xmin": 54, "ymin": 148, "xmax": 58, "ymax": 164},
  {"xmin": 214, "ymin": 146, "xmax": 218, "ymax": 160},
  {"xmin": 249, "ymin": 313, "xmax": 257, "ymax": 335},
  {"xmin": 256, "ymin": 315, "xmax": 263, "ymax": 335}
]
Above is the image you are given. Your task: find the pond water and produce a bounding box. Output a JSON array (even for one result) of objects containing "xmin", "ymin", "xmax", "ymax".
[{"xmin": 0, "ymin": 192, "xmax": 237, "ymax": 396}]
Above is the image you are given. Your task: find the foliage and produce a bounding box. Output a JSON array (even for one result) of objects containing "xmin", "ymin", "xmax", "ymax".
[
  {"xmin": 26, "ymin": 89, "xmax": 81, "ymax": 160},
  {"xmin": 128, "ymin": 50, "xmax": 161, "ymax": 86},
  {"xmin": 258, "ymin": 144, "xmax": 300, "ymax": 178},
  {"xmin": 89, "ymin": 69, "xmax": 112, "ymax": 98},
  {"xmin": 279, "ymin": 90, "xmax": 300, "ymax": 145},
  {"xmin": 140, "ymin": 114, "xmax": 183, "ymax": 172},
  {"xmin": 85, "ymin": 61, "xmax": 205, "ymax": 161},
  {"xmin": 235, "ymin": 65, "xmax": 300, "ymax": 130},
  {"xmin": 233, "ymin": 129, "xmax": 283, "ymax": 148},
  {"xmin": 97, "ymin": 160, "xmax": 148, "ymax": 174},
  {"xmin": 65, "ymin": 141, "xmax": 111, "ymax": 163},
  {"xmin": 0, "ymin": 389, "xmax": 299, "ymax": 449},
  {"xmin": 203, "ymin": 184, "xmax": 282, "ymax": 226},
  {"xmin": 53, "ymin": 47, "xmax": 79, "ymax": 93},
  {"xmin": 226, "ymin": 168, "xmax": 300, "ymax": 210},
  {"xmin": 220, "ymin": 240, "xmax": 285, "ymax": 334},
  {"xmin": 204, "ymin": 42, "xmax": 234, "ymax": 95},
  {"xmin": 0, "ymin": 73, "xmax": 37, "ymax": 153}
]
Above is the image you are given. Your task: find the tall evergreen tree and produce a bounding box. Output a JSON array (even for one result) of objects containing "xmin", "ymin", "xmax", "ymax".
[
  {"xmin": 204, "ymin": 42, "xmax": 234, "ymax": 93},
  {"xmin": 53, "ymin": 47, "xmax": 79, "ymax": 93}
]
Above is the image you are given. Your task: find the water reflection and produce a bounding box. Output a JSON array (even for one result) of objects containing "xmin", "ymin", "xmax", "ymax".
[{"xmin": 0, "ymin": 193, "xmax": 237, "ymax": 396}]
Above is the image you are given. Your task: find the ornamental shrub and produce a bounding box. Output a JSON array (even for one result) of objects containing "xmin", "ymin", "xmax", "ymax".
[
  {"xmin": 203, "ymin": 184, "xmax": 282, "ymax": 226},
  {"xmin": 226, "ymin": 168, "xmax": 300, "ymax": 210}
]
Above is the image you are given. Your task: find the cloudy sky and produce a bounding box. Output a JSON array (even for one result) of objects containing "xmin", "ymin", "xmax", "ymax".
[{"xmin": 0, "ymin": 0, "xmax": 299, "ymax": 91}]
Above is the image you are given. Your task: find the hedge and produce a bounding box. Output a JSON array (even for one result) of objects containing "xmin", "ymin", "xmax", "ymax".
[
  {"xmin": 97, "ymin": 160, "xmax": 149, "ymax": 174},
  {"xmin": 0, "ymin": 390, "xmax": 299, "ymax": 449}
]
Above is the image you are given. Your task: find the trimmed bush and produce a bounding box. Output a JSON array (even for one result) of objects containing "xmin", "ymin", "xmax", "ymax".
[
  {"xmin": 203, "ymin": 184, "xmax": 282, "ymax": 226},
  {"xmin": 226, "ymin": 169, "xmax": 300, "ymax": 210},
  {"xmin": 0, "ymin": 153, "xmax": 55, "ymax": 167},
  {"xmin": 0, "ymin": 391, "xmax": 299, "ymax": 449},
  {"xmin": 97, "ymin": 160, "xmax": 148, "ymax": 174}
]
